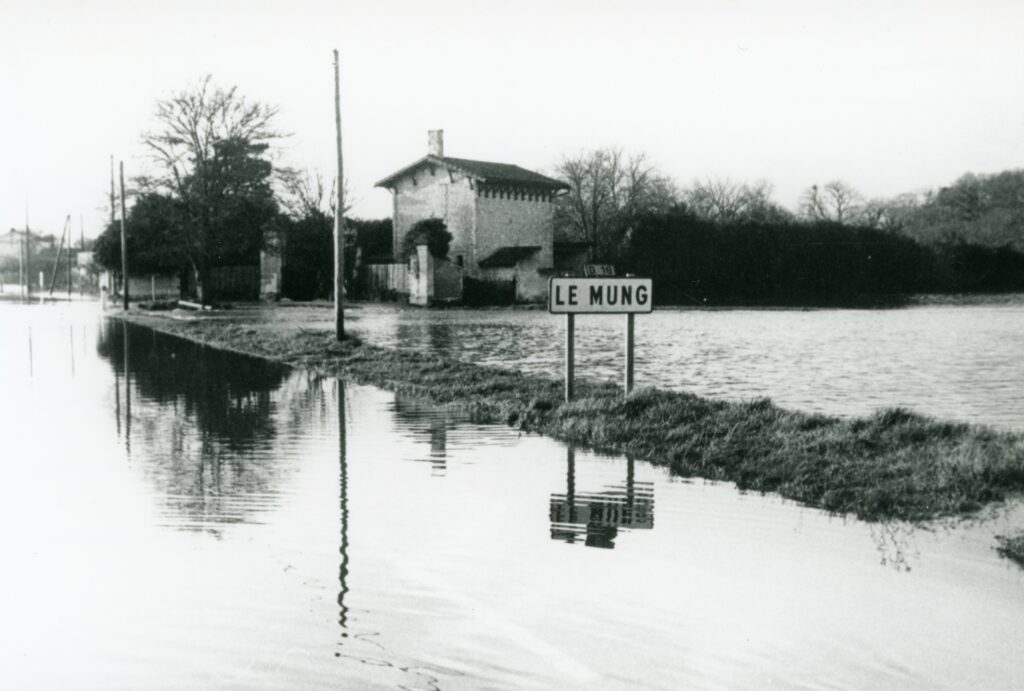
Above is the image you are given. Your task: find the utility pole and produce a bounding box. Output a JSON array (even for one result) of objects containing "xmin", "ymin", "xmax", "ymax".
[
  {"xmin": 48, "ymin": 215, "xmax": 70, "ymax": 296},
  {"xmin": 79, "ymin": 214, "xmax": 84, "ymax": 296},
  {"xmin": 119, "ymin": 161, "xmax": 129, "ymax": 310},
  {"xmin": 18, "ymin": 230, "xmax": 24, "ymax": 298},
  {"xmin": 333, "ymin": 48, "xmax": 346, "ymax": 341},
  {"xmin": 68, "ymin": 219, "xmax": 73, "ymax": 298},
  {"xmin": 109, "ymin": 156, "xmax": 116, "ymax": 230},
  {"xmin": 25, "ymin": 207, "xmax": 32, "ymax": 300}
]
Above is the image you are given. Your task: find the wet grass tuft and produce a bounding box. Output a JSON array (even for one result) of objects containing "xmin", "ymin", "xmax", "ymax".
[
  {"xmin": 118, "ymin": 310, "xmax": 1024, "ymax": 523},
  {"xmin": 996, "ymin": 533, "xmax": 1024, "ymax": 568}
]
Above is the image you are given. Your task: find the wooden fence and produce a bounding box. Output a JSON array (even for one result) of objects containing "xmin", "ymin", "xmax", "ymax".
[{"xmin": 365, "ymin": 263, "xmax": 407, "ymax": 299}]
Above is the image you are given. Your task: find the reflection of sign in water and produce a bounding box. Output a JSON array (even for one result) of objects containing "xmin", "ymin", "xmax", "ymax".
[{"xmin": 549, "ymin": 450, "xmax": 654, "ymax": 549}]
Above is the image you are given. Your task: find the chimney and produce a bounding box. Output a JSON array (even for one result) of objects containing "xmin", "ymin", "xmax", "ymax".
[{"xmin": 428, "ymin": 129, "xmax": 444, "ymax": 157}]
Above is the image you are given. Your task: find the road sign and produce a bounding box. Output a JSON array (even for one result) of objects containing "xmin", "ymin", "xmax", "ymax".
[
  {"xmin": 549, "ymin": 276, "xmax": 654, "ymax": 402},
  {"xmin": 548, "ymin": 276, "xmax": 653, "ymax": 314},
  {"xmin": 583, "ymin": 264, "xmax": 616, "ymax": 277}
]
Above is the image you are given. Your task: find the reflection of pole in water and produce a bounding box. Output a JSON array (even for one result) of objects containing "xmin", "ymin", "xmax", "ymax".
[
  {"xmin": 337, "ymin": 381, "xmax": 350, "ymax": 639},
  {"xmin": 123, "ymin": 324, "xmax": 131, "ymax": 457},
  {"xmin": 626, "ymin": 456, "xmax": 634, "ymax": 509},
  {"xmin": 113, "ymin": 330, "xmax": 121, "ymax": 438},
  {"xmin": 566, "ymin": 445, "xmax": 576, "ymax": 522},
  {"xmin": 429, "ymin": 417, "xmax": 447, "ymax": 474},
  {"xmin": 550, "ymin": 447, "xmax": 653, "ymax": 549}
]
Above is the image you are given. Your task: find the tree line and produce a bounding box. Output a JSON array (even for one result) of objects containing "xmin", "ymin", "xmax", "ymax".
[
  {"xmin": 96, "ymin": 76, "xmax": 1024, "ymax": 306},
  {"xmin": 553, "ymin": 149, "xmax": 1024, "ymax": 304},
  {"xmin": 94, "ymin": 77, "xmax": 390, "ymax": 303}
]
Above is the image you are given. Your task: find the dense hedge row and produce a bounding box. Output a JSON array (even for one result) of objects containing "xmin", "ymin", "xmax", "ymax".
[{"xmin": 622, "ymin": 208, "xmax": 1024, "ymax": 306}]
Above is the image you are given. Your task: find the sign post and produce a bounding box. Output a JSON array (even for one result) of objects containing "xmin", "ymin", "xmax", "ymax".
[
  {"xmin": 548, "ymin": 276, "xmax": 653, "ymax": 401},
  {"xmin": 565, "ymin": 313, "xmax": 575, "ymax": 401},
  {"xmin": 625, "ymin": 312, "xmax": 635, "ymax": 395}
]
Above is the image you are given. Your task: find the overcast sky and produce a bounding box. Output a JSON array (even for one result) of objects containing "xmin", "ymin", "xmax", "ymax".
[{"xmin": 3, "ymin": 0, "xmax": 1023, "ymax": 239}]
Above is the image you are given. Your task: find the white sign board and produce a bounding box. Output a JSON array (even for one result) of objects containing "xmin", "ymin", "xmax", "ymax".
[{"xmin": 548, "ymin": 277, "xmax": 653, "ymax": 314}]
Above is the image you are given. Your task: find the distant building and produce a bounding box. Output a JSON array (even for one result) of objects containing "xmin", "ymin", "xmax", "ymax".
[
  {"xmin": 0, "ymin": 229, "xmax": 55, "ymax": 259},
  {"xmin": 375, "ymin": 130, "xmax": 571, "ymax": 302}
]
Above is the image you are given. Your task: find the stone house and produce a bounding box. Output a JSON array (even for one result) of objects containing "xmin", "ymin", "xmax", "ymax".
[{"xmin": 375, "ymin": 130, "xmax": 571, "ymax": 302}]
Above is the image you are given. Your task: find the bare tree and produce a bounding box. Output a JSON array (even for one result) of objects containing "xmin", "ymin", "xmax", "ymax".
[
  {"xmin": 860, "ymin": 193, "xmax": 921, "ymax": 232},
  {"xmin": 685, "ymin": 178, "xmax": 790, "ymax": 224},
  {"xmin": 142, "ymin": 76, "xmax": 285, "ymax": 302},
  {"xmin": 555, "ymin": 148, "xmax": 677, "ymax": 261},
  {"xmin": 278, "ymin": 168, "xmax": 331, "ymax": 218},
  {"xmin": 799, "ymin": 180, "xmax": 864, "ymax": 224}
]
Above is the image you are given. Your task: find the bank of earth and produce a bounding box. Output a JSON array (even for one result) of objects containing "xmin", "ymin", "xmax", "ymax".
[{"xmin": 115, "ymin": 308, "xmax": 1024, "ymax": 525}]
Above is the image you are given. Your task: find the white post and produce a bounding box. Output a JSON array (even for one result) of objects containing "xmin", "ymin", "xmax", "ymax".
[
  {"xmin": 565, "ymin": 313, "xmax": 575, "ymax": 402},
  {"xmin": 624, "ymin": 312, "xmax": 635, "ymax": 397}
]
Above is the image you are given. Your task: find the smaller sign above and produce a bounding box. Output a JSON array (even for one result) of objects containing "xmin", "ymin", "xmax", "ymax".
[
  {"xmin": 548, "ymin": 277, "xmax": 653, "ymax": 314},
  {"xmin": 583, "ymin": 264, "xmax": 616, "ymax": 277}
]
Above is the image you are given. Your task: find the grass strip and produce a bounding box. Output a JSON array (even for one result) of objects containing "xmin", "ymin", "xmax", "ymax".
[
  {"xmin": 996, "ymin": 533, "xmax": 1024, "ymax": 567},
  {"xmin": 116, "ymin": 310, "xmax": 1024, "ymax": 523}
]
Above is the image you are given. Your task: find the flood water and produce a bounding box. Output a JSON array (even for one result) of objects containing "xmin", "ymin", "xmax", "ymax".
[
  {"xmin": 3, "ymin": 302, "xmax": 1024, "ymax": 690},
  {"xmin": 345, "ymin": 298, "xmax": 1024, "ymax": 430}
]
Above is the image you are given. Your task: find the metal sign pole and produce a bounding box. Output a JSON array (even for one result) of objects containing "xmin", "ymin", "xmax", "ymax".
[
  {"xmin": 565, "ymin": 313, "xmax": 575, "ymax": 402},
  {"xmin": 624, "ymin": 312, "xmax": 635, "ymax": 397}
]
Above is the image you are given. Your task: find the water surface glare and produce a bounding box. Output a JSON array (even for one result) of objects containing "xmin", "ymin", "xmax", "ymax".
[
  {"xmin": 342, "ymin": 299, "xmax": 1024, "ymax": 429},
  {"xmin": 2, "ymin": 303, "xmax": 1024, "ymax": 689}
]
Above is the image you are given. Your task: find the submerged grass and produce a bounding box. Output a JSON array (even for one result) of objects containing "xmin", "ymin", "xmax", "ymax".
[
  {"xmin": 117, "ymin": 310, "xmax": 1024, "ymax": 523},
  {"xmin": 996, "ymin": 533, "xmax": 1024, "ymax": 567}
]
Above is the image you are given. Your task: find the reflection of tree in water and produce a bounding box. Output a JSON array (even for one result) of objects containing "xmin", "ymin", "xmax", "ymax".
[
  {"xmin": 98, "ymin": 321, "xmax": 288, "ymax": 447},
  {"xmin": 97, "ymin": 320, "xmax": 299, "ymax": 530},
  {"xmin": 550, "ymin": 447, "xmax": 655, "ymax": 549}
]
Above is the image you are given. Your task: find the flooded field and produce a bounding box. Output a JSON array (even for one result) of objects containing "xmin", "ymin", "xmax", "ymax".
[
  {"xmin": 2, "ymin": 301, "xmax": 1024, "ymax": 689},
  {"xmin": 343, "ymin": 299, "xmax": 1024, "ymax": 430}
]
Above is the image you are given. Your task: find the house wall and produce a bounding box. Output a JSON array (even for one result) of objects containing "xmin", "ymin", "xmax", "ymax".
[
  {"xmin": 391, "ymin": 169, "xmax": 476, "ymax": 264},
  {"xmin": 433, "ymin": 257, "xmax": 464, "ymax": 302},
  {"xmin": 475, "ymin": 192, "xmax": 554, "ymax": 272},
  {"xmin": 407, "ymin": 245, "xmax": 433, "ymax": 306},
  {"xmin": 478, "ymin": 252, "xmax": 547, "ymax": 302}
]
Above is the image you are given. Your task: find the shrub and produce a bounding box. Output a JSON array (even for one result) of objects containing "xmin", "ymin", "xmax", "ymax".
[{"xmin": 401, "ymin": 219, "xmax": 451, "ymax": 259}]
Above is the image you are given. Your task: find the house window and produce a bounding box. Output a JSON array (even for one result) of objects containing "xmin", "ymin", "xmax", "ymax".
[{"xmin": 456, "ymin": 255, "xmax": 464, "ymax": 267}]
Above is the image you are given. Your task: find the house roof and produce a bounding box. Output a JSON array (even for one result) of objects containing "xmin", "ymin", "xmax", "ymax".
[
  {"xmin": 478, "ymin": 246, "xmax": 541, "ymax": 268},
  {"xmin": 375, "ymin": 155, "xmax": 569, "ymax": 191}
]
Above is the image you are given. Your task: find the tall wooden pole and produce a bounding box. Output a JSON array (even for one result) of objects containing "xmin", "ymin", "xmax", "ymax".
[
  {"xmin": 119, "ymin": 161, "xmax": 129, "ymax": 310},
  {"xmin": 109, "ymin": 157, "xmax": 116, "ymax": 302},
  {"xmin": 48, "ymin": 215, "xmax": 69, "ymax": 296},
  {"xmin": 79, "ymin": 214, "xmax": 84, "ymax": 295},
  {"xmin": 333, "ymin": 49, "xmax": 346, "ymax": 340},
  {"xmin": 25, "ymin": 214, "xmax": 32, "ymax": 300},
  {"xmin": 19, "ymin": 231, "xmax": 25, "ymax": 298},
  {"xmin": 109, "ymin": 156, "xmax": 116, "ymax": 230}
]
